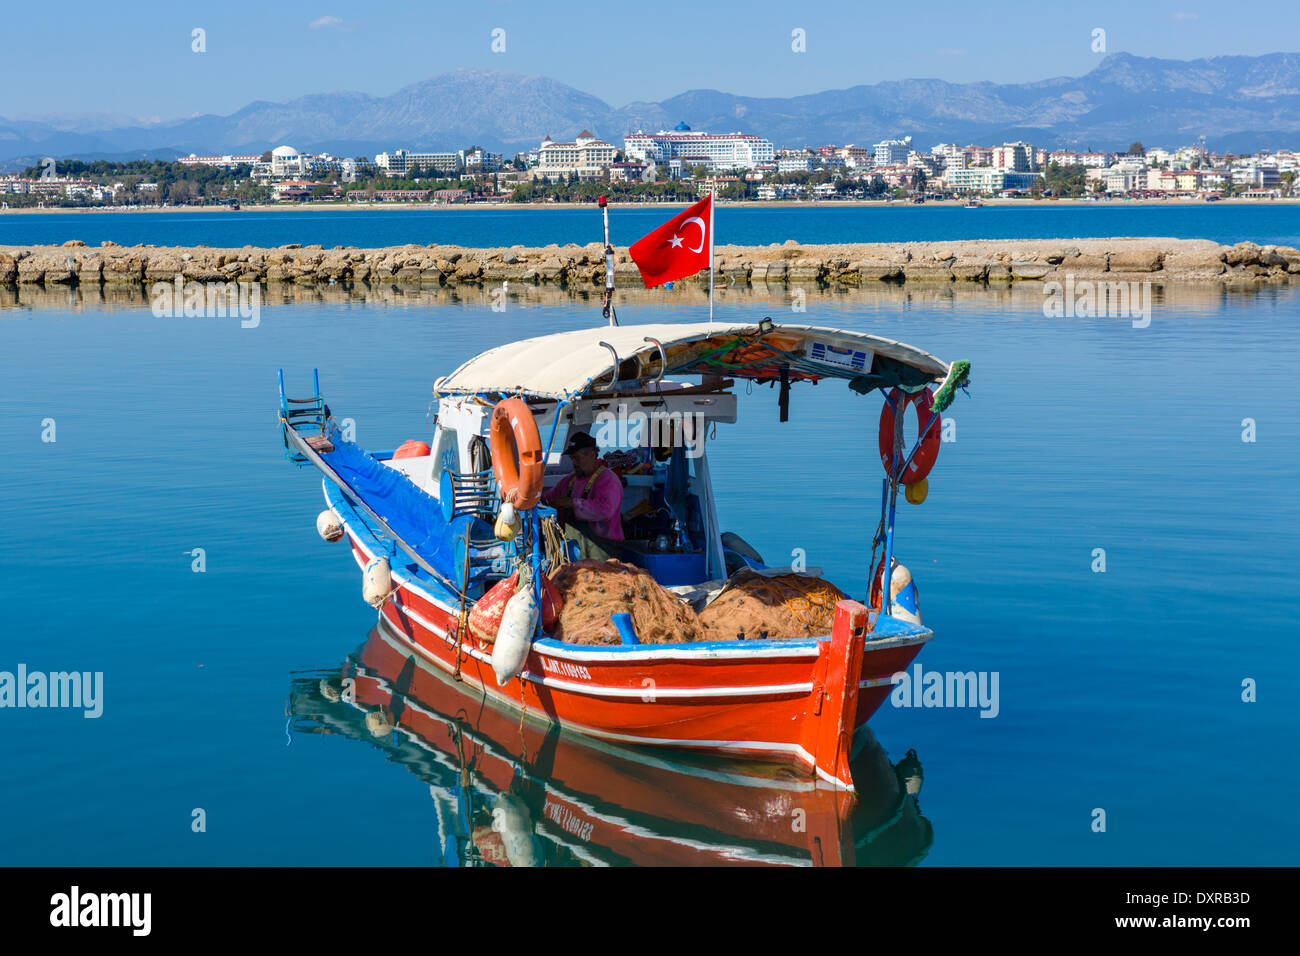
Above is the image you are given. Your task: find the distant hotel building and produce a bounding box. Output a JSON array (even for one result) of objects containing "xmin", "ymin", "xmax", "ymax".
[
  {"xmin": 267, "ymin": 146, "xmax": 308, "ymax": 178},
  {"xmin": 943, "ymin": 167, "xmax": 1040, "ymax": 194},
  {"xmin": 776, "ymin": 156, "xmax": 815, "ymax": 174},
  {"xmin": 249, "ymin": 146, "xmax": 369, "ymax": 183},
  {"xmin": 1047, "ymin": 150, "xmax": 1112, "ymax": 169},
  {"xmin": 836, "ymin": 146, "xmax": 872, "ymax": 169},
  {"xmin": 376, "ymin": 150, "xmax": 456, "ymax": 175},
  {"xmin": 373, "ymin": 147, "xmax": 500, "ymax": 177},
  {"xmin": 533, "ymin": 131, "xmax": 617, "ymax": 182},
  {"xmin": 463, "ymin": 147, "xmax": 503, "ymax": 173},
  {"xmin": 623, "ymin": 123, "xmax": 775, "ymax": 172},
  {"xmin": 992, "ymin": 142, "xmax": 1037, "ymax": 172},
  {"xmin": 377, "ymin": 150, "xmax": 453, "ymax": 175},
  {"xmin": 609, "ymin": 161, "xmax": 649, "ymax": 183},
  {"xmin": 179, "ymin": 153, "xmax": 261, "ymax": 169},
  {"xmin": 872, "ymin": 137, "xmax": 913, "ymax": 166}
]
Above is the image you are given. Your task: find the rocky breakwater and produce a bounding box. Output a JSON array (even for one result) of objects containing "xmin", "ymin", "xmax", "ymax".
[{"xmin": 2, "ymin": 237, "xmax": 1297, "ymax": 288}]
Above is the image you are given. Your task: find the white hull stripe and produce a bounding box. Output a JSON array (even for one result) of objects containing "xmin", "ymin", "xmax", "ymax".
[
  {"xmin": 381, "ymin": 597, "xmax": 813, "ymax": 701},
  {"xmin": 373, "ymin": 615, "xmax": 853, "ymax": 790},
  {"xmin": 341, "ymin": 509, "xmax": 927, "ymax": 666},
  {"xmin": 366, "ymin": 625, "xmax": 824, "ymax": 794},
  {"xmin": 858, "ymin": 677, "xmax": 898, "ymax": 690},
  {"xmin": 537, "ymin": 640, "xmax": 822, "ymax": 662}
]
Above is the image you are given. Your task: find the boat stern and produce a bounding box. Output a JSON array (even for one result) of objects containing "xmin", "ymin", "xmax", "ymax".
[{"xmin": 801, "ymin": 601, "xmax": 870, "ymax": 790}]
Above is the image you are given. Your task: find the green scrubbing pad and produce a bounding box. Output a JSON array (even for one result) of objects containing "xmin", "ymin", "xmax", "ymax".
[{"xmin": 932, "ymin": 360, "xmax": 971, "ymax": 413}]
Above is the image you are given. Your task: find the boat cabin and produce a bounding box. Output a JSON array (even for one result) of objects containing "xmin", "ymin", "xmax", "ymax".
[
  {"xmin": 398, "ymin": 381, "xmax": 737, "ymax": 586},
  {"xmin": 375, "ymin": 321, "xmax": 962, "ymax": 599}
]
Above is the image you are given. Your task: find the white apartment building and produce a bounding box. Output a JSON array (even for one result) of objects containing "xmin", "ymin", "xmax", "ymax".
[
  {"xmin": 992, "ymin": 142, "xmax": 1036, "ymax": 173},
  {"xmin": 776, "ymin": 156, "xmax": 815, "ymax": 174},
  {"xmin": 375, "ymin": 149, "xmax": 464, "ymax": 176},
  {"xmin": 178, "ymin": 153, "xmax": 262, "ymax": 169},
  {"xmin": 533, "ymin": 131, "xmax": 617, "ymax": 182},
  {"xmin": 1047, "ymin": 151, "xmax": 1112, "ymax": 169},
  {"xmin": 624, "ymin": 124, "xmax": 775, "ymax": 172},
  {"xmin": 837, "ymin": 146, "xmax": 872, "ymax": 168},
  {"xmin": 374, "ymin": 147, "xmax": 501, "ymax": 176},
  {"xmin": 872, "ymin": 137, "xmax": 912, "ymax": 166},
  {"xmin": 944, "ymin": 167, "xmax": 1041, "ymax": 194},
  {"xmin": 908, "ymin": 152, "xmax": 942, "ymax": 176},
  {"xmin": 464, "ymin": 147, "xmax": 503, "ymax": 172},
  {"xmin": 1100, "ymin": 163, "xmax": 1149, "ymax": 193},
  {"xmin": 1232, "ymin": 165, "xmax": 1281, "ymax": 188}
]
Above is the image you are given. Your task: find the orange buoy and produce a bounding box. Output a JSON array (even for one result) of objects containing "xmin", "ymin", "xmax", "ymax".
[
  {"xmin": 393, "ymin": 439, "xmax": 431, "ymax": 460},
  {"xmin": 877, "ymin": 388, "xmax": 941, "ymax": 486},
  {"xmin": 489, "ymin": 398, "xmax": 544, "ymax": 510},
  {"xmin": 468, "ymin": 569, "xmax": 561, "ymax": 645}
]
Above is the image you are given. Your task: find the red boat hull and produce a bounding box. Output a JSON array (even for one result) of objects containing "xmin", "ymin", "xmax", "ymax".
[
  {"xmin": 346, "ymin": 531, "xmax": 930, "ymax": 790},
  {"xmin": 314, "ymin": 624, "xmax": 933, "ymax": 866}
]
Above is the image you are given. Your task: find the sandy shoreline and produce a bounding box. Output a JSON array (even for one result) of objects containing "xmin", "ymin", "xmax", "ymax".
[{"xmin": 1, "ymin": 197, "xmax": 1297, "ymax": 215}]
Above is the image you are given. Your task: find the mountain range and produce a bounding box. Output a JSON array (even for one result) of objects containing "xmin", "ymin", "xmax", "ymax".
[{"xmin": 2, "ymin": 52, "xmax": 1298, "ymax": 170}]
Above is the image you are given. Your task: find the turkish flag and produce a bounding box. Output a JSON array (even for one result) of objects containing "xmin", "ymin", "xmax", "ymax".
[{"xmin": 628, "ymin": 193, "xmax": 712, "ymax": 288}]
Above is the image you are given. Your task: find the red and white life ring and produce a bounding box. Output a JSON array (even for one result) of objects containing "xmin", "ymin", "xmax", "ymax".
[{"xmin": 877, "ymin": 388, "xmax": 941, "ymax": 486}]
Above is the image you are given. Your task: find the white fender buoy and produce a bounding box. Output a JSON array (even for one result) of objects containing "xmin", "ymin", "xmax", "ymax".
[
  {"xmin": 492, "ymin": 793, "xmax": 542, "ymax": 868},
  {"xmin": 363, "ymin": 556, "xmax": 392, "ymax": 608},
  {"xmin": 494, "ymin": 501, "xmax": 520, "ymax": 542},
  {"xmin": 492, "ymin": 565, "xmax": 538, "ymax": 685},
  {"xmin": 888, "ymin": 560, "xmax": 922, "ymax": 626},
  {"xmin": 317, "ymin": 509, "xmax": 344, "ymax": 542},
  {"xmin": 365, "ymin": 709, "xmax": 394, "ymax": 738},
  {"xmin": 898, "ymin": 749, "xmax": 924, "ymax": 796}
]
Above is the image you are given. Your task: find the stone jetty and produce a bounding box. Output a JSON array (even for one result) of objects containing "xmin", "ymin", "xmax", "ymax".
[{"xmin": 2, "ymin": 237, "xmax": 1297, "ymax": 287}]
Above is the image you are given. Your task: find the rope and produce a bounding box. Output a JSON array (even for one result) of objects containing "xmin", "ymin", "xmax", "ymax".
[
  {"xmin": 541, "ymin": 514, "xmax": 570, "ymax": 571},
  {"xmin": 373, "ymin": 581, "xmax": 401, "ymax": 612},
  {"xmin": 517, "ymin": 679, "xmax": 529, "ymax": 764},
  {"xmin": 454, "ymin": 527, "xmax": 472, "ymax": 681}
]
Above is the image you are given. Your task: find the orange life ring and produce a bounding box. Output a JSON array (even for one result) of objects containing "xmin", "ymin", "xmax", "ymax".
[
  {"xmin": 877, "ymin": 388, "xmax": 940, "ymax": 486},
  {"xmin": 489, "ymin": 398, "xmax": 544, "ymax": 510}
]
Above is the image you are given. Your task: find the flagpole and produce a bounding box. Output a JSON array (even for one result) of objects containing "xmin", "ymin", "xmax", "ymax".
[
  {"xmin": 599, "ymin": 194, "xmax": 617, "ymax": 326},
  {"xmin": 708, "ymin": 189, "xmax": 715, "ymax": 325}
]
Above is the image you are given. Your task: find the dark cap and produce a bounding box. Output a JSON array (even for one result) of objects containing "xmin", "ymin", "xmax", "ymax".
[{"xmin": 563, "ymin": 431, "xmax": 598, "ymax": 456}]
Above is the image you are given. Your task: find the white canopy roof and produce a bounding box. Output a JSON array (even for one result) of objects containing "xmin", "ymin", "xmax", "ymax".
[{"xmin": 435, "ymin": 322, "xmax": 952, "ymax": 400}]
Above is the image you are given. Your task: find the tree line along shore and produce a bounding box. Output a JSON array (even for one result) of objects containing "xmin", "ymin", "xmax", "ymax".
[{"xmin": 2, "ymin": 237, "xmax": 1298, "ymax": 287}]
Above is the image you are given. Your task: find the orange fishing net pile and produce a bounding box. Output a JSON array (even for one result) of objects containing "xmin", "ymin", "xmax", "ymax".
[
  {"xmin": 549, "ymin": 560, "xmax": 708, "ymax": 645},
  {"xmin": 697, "ymin": 568, "xmax": 847, "ymax": 641}
]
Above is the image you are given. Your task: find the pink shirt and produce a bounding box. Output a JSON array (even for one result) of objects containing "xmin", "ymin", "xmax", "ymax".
[{"xmin": 544, "ymin": 466, "xmax": 625, "ymax": 541}]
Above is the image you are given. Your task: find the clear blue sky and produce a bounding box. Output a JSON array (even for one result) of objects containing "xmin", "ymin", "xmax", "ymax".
[{"xmin": 2, "ymin": 0, "xmax": 1296, "ymax": 120}]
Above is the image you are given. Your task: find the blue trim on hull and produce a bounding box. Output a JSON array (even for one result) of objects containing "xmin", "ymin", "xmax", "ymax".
[{"xmin": 323, "ymin": 449, "xmax": 933, "ymax": 655}]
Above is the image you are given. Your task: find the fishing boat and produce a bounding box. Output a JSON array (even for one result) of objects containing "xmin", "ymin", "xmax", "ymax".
[
  {"xmin": 291, "ymin": 623, "xmax": 934, "ymax": 866},
  {"xmin": 279, "ymin": 319, "xmax": 969, "ymax": 791}
]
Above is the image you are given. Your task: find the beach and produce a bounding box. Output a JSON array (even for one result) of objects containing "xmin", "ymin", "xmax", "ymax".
[{"xmin": 4, "ymin": 196, "xmax": 1300, "ymax": 215}]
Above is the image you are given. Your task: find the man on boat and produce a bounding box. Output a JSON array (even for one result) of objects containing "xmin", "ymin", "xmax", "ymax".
[{"xmin": 544, "ymin": 431, "xmax": 624, "ymax": 561}]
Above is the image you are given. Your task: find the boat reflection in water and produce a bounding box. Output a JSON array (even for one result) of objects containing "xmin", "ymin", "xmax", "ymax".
[{"xmin": 289, "ymin": 620, "xmax": 934, "ymax": 867}]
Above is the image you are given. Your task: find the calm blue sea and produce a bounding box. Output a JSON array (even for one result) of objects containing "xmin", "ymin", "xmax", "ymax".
[
  {"xmin": 1, "ymin": 203, "xmax": 1298, "ymax": 250},
  {"xmin": 0, "ymin": 260, "xmax": 1297, "ymax": 865}
]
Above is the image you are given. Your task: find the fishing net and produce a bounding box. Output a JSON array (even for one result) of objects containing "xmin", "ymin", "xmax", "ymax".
[
  {"xmin": 697, "ymin": 568, "xmax": 847, "ymax": 641},
  {"xmin": 549, "ymin": 559, "xmax": 708, "ymax": 646}
]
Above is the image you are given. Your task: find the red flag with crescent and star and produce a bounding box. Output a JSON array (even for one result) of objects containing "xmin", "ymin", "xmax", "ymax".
[{"xmin": 628, "ymin": 193, "xmax": 712, "ymax": 288}]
